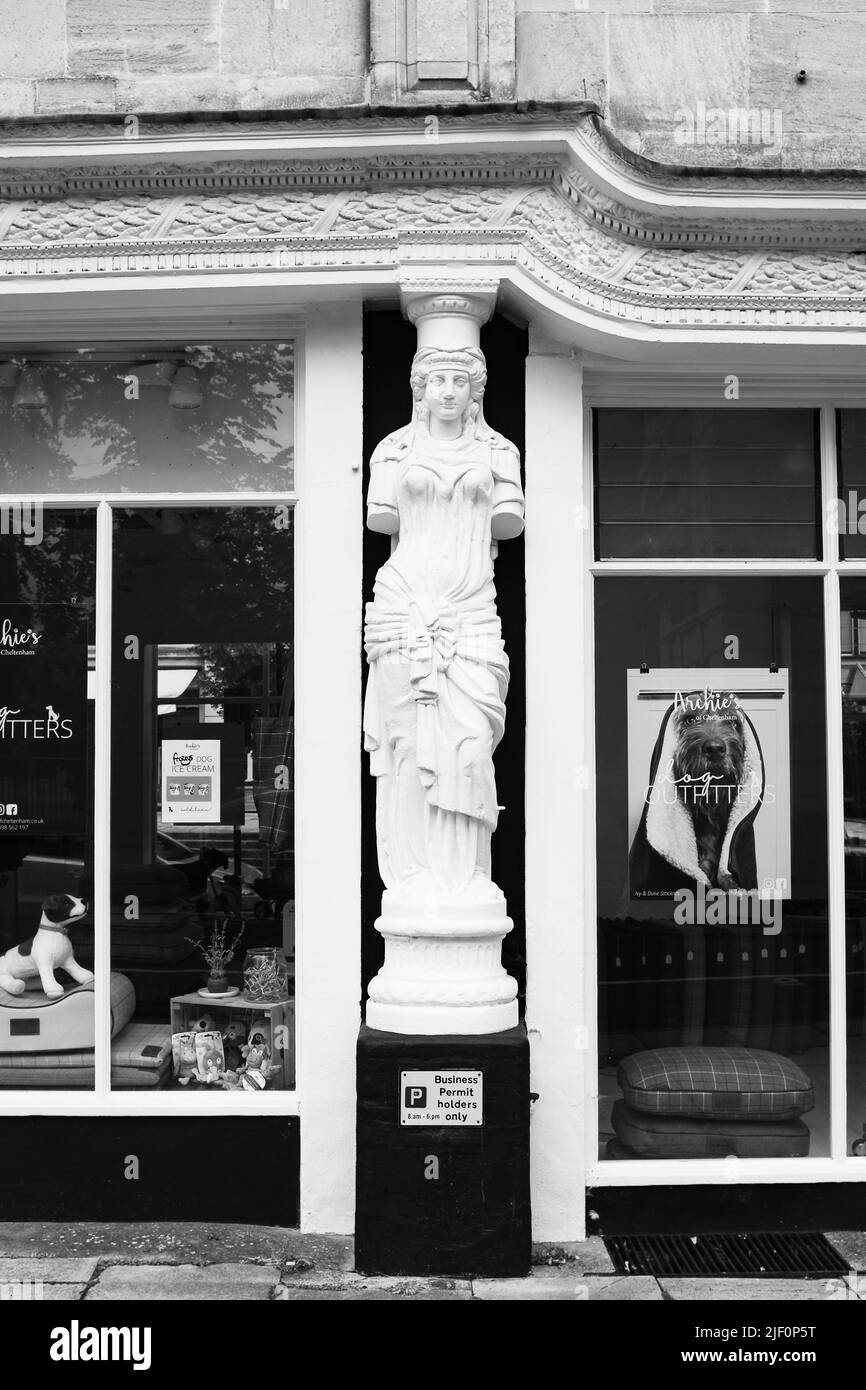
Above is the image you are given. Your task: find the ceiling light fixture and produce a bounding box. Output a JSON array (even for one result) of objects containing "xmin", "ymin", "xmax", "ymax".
[
  {"xmin": 12, "ymin": 365, "xmax": 48, "ymax": 411},
  {"xmin": 169, "ymin": 365, "xmax": 203, "ymax": 411}
]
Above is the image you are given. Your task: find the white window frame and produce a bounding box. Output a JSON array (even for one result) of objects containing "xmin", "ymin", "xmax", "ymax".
[
  {"xmin": 583, "ymin": 378, "xmax": 864, "ymax": 1188},
  {"xmin": 0, "ymin": 308, "xmax": 364, "ymax": 1234}
]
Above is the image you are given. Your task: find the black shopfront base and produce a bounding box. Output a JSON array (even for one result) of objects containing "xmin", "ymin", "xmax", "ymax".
[
  {"xmin": 0, "ymin": 1117, "xmax": 299, "ymax": 1223},
  {"xmin": 355, "ymin": 1023, "xmax": 531, "ymax": 1277}
]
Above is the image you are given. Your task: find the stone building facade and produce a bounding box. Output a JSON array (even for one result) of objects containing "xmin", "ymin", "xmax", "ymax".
[
  {"xmin": 1, "ymin": 0, "xmax": 862, "ymax": 168},
  {"xmin": 0, "ymin": 2, "xmax": 865, "ymax": 1257}
]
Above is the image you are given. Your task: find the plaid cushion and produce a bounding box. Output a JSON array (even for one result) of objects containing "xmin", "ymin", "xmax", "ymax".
[
  {"xmin": 618, "ymin": 1046, "xmax": 814, "ymax": 1120},
  {"xmin": 111, "ymin": 1021, "xmax": 172, "ymax": 1072},
  {"xmin": 611, "ymin": 1100, "xmax": 811, "ymax": 1158},
  {"xmin": 0, "ymin": 1064, "xmax": 93, "ymax": 1088},
  {"xmin": 252, "ymin": 717, "xmax": 294, "ymax": 852}
]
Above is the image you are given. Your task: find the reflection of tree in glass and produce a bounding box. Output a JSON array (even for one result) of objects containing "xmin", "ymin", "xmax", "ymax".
[
  {"xmin": 113, "ymin": 507, "xmax": 293, "ymax": 651},
  {"xmin": 0, "ymin": 345, "xmax": 294, "ymax": 491},
  {"xmin": 843, "ymin": 697, "xmax": 866, "ymax": 813},
  {"xmin": 195, "ymin": 642, "xmax": 290, "ymax": 705},
  {"xmin": 0, "ymin": 512, "xmax": 96, "ymax": 642}
]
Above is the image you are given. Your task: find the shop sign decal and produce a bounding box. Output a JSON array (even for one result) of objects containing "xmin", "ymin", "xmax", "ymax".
[
  {"xmin": 162, "ymin": 737, "xmax": 221, "ymax": 824},
  {"xmin": 0, "ymin": 604, "xmax": 88, "ymax": 835}
]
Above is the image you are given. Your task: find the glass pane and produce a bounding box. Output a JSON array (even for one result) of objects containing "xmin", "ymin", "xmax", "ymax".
[
  {"xmin": 596, "ymin": 577, "xmax": 829, "ymax": 1161},
  {"xmin": 110, "ymin": 507, "xmax": 294, "ymax": 1092},
  {"xmin": 837, "ymin": 409, "xmax": 866, "ymax": 560},
  {"xmin": 0, "ymin": 509, "xmax": 95, "ymax": 1089},
  {"xmin": 594, "ymin": 408, "xmax": 820, "ymax": 559},
  {"xmin": 840, "ymin": 579, "xmax": 866, "ymax": 1153},
  {"xmin": 0, "ymin": 344, "xmax": 294, "ymax": 493}
]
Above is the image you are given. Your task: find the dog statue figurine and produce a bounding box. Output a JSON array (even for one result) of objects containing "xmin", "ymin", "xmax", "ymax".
[{"xmin": 0, "ymin": 894, "xmax": 94, "ymax": 999}]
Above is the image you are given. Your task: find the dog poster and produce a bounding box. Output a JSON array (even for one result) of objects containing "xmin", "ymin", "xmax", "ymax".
[
  {"xmin": 627, "ymin": 668, "xmax": 791, "ymax": 902},
  {"xmin": 161, "ymin": 737, "xmax": 221, "ymax": 824}
]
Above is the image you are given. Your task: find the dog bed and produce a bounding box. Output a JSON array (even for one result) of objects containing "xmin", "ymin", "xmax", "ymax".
[
  {"xmin": 0, "ymin": 972, "xmax": 135, "ymax": 1054},
  {"xmin": 110, "ymin": 1021, "xmax": 172, "ymax": 1089},
  {"xmin": 618, "ymin": 1046, "xmax": 814, "ymax": 1121},
  {"xmin": 610, "ymin": 1098, "xmax": 811, "ymax": 1158},
  {"xmin": 0, "ymin": 1014, "xmax": 172, "ymax": 1090}
]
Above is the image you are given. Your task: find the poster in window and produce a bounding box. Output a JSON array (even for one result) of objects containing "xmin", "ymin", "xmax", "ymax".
[
  {"xmin": 626, "ymin": 669, "xmax": 791, "ymax": 909},
  {"xmin": 161, "ymin": 737, "xmax": 221, "ymax": 825},
  {"xmin": 0, "ymin": 603, "xmax": 89, "ymax": 836}
]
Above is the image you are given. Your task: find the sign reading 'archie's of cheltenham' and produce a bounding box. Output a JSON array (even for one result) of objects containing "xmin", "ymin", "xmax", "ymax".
[{"xmin": 0, "ymin": 604, "xmax": 89, "ymax": 836}]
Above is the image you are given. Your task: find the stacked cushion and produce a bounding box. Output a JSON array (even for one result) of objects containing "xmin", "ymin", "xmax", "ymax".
[
  {"xmin": 610, "ymin": 1099, "xmax": 811, "ymax": 1159},
  {"xmin": 111, "ymin": 1021, "xmax": 173, "ymax": 1089},
  {"xmin": 610, "ymin": 1046, "xmax": 814, "ymax": 1159}
]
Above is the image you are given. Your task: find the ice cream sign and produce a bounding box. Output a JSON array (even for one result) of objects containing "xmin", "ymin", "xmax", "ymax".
[{"xmin": 162, "ymin": 738, "xmax": 221, "ymax": 824}]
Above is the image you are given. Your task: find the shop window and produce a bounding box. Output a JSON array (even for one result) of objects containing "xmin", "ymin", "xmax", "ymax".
[
  {"xmin": 594, "ymin": 409, "xmax": 820, "ymax": 560},
  {"xmin": 837, "ymin": 410, "xmax": 866, "ymax": 560},
  {"xmin": 595, "ymin": 578, "xmax": 829, "ymax": 1161},
  {"xmin": 109, "ymin": 507, "xmax": 294, "ymax": 1092},
  {"xmin": 0, "ymin": 345, "xmax": 294, "ymax": 494},
  {"xmin": 0, "ymin": 509, "xmax": 95, "ymax": 1089},
  {"xmin": 840, "ymin": 579, "xmax": 866, "ymax": 1148}
]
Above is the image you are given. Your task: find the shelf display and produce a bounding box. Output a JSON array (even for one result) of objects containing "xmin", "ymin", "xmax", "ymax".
[{"xmin": 170, "ymin": 990, "xmax": 294, "ymax": 1090}]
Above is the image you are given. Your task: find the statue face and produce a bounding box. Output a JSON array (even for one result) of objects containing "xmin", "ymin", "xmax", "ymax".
[{"xmin": 423, "ymin": 367, "xmax": 472, "ymax": 424}]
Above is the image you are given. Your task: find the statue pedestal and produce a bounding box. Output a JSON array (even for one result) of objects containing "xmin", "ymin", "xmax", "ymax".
[
  {"xmin": 366, "ymin": 892, "xmax": 519, "ymax": 1035},
  {"xmin": 355, "ymin": 1023, "xmax": 531, "ymax": 1276}
]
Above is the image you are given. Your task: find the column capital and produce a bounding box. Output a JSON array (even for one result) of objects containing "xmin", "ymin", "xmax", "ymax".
[{"xmin": 400, "ymin": 283, "xmax": 499, "ymax": 351}]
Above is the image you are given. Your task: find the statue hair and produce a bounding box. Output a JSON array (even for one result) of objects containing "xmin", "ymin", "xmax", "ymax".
[{"xmin": 409, "ymin": 346, "xmax": 494, "ymax": 439}]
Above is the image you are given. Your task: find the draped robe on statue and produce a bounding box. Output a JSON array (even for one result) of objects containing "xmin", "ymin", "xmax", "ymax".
[{"xmin": 364, "ymin": 425, "xmax": 523, "ymax": 900}]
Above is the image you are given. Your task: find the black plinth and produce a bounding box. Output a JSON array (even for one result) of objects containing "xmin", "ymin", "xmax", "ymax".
[{"xmin": 355, "ymin": 1023, "xmax": 531, "ymax": 1277}]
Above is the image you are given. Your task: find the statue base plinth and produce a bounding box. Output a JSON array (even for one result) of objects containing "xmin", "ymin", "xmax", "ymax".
[
  {"xmin": 365, "ymin": 891, "xmax": 519, "ymax": 1036},
  {"xmin": 355, "ymin": 1023, "xmax": 531, "ymax": 1276},
  {"xmin": 366, "ymin": 998, "xmax": 518, "ymax": 1035}
]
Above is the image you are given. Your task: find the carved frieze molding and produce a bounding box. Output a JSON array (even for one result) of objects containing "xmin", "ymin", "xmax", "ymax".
[{"xmin": 1, "ymin": 108, "xmax": 866, "ymax": 340}]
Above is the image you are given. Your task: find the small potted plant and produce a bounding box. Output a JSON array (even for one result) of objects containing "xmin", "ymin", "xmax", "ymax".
[{"xmin": 186, "ymin": 917, "xmax": 245, "ymax": 994}]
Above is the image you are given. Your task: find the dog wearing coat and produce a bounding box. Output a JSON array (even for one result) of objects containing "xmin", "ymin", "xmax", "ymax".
[
  {"xmin": 0, "ymin": 894, "xmax": 93, "ymax": 998},
  {"xmin": 629, "ymin": 690, "xmax": 765, "ymax": 897}
]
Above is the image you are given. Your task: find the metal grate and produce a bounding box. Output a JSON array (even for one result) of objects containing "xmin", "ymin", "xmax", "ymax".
[{"xmin": 604, "ymin": 1232, "xmax": 851, "ymax": 1278}]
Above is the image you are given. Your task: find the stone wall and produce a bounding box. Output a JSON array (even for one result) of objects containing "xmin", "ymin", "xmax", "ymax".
[
  {"xmin": 2, "ymin": 0, "xmax": 865, "ymax": 171},
  {"xmin": 514, "ymin": 0, "xmax": 866, "ymax": 170},
  {"xmin": 0, "ymin": 0, "xmax": 369, "ymax": 119}
]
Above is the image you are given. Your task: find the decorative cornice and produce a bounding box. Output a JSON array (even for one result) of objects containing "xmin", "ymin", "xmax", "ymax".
[{"xmin": 1, "ymin": 109, "xmax": 865, "ymax": 346}]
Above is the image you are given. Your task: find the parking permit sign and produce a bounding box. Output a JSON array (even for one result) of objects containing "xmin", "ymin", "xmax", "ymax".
[{"xmin": 400, "ymin": 1070, "xmax": 483, "ymax": 1126}]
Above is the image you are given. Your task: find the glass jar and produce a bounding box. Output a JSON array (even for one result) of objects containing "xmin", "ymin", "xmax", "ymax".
[{"xmin": 243, "ymin": 947, "xmax": 290, "ymax": 1002}]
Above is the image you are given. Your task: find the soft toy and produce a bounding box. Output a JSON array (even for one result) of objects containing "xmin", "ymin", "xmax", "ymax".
[
  {"xmin": 0, "ymin": 895, "xmax": 93, "ymax": 999},
  {"xmin": 238, "ymin": 1025, "xmax": 274, "ymax": 1090},
  {"xmin": 221, "ymin": 1020, "xmax": 247, "ymax": 1073},
  {"xmin": 186, "ymin": 1011, "xmax": 216, "ymax": 1035}
]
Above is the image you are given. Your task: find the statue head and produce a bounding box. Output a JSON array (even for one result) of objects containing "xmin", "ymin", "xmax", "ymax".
[{"xmin": 409, "ymin": 347, "xmax": 488, "ymax": 437}]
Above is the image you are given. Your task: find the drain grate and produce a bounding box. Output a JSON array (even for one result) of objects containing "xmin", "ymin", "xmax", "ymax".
[{"xmin": 604, "ymin": 1232, "xmax": 850, "ymax": 1278}]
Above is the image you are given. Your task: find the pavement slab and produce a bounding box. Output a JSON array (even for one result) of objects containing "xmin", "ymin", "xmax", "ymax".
[
  {"xmin": 0, "ymin": 1223, "xmax": 306, "ymax": 1266},
  {"xmin": 660, "ymin": 1277, "xmax": 850, "ymax": 1301},
  {"xmin": 472, "ymin": 1272, "xmax": 662, "ymax": 1300},
  {"xmin": 825, "ymin": 1231, "xmax": 866, "ymax": 1269},
  {"xmin": 273, "ymin": 1284, "xmax": 473, "ymax": 1300},
  {"xmin": 0, "ymin": 1257, "xmax": 98, "ymax": 1283},
  {"xmin": 84, "ymin": 1262, "xmax": 281, "ymax": 1301}
]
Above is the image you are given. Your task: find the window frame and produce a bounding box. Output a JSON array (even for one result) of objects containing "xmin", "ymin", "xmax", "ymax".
[
  {"xmin": 0, "ymin": 308, "xmax": 363, "ymax": 1240},
  {"xmin": 584, "ymin": 388, "xmax": 863, "ymax": 1187}
]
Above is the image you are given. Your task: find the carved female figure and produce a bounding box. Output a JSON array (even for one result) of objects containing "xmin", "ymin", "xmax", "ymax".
[{"xmin": 364, "ymin": 345, "xmax": 524, "ymax": 904}]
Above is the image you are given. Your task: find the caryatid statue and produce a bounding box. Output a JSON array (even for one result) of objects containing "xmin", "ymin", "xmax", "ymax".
[{"xmin": 364, "ymin": 294, "xmax": 524, "ymax": 1034}]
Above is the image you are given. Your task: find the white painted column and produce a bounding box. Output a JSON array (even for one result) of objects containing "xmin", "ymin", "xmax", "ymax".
[
  {"xmin": 296, "ymin": 304, "xmax": 363, "ymax": 1233},
  {"xmin": 524, "ymin": 332, "xmax": 588, "ymax": 1241}
]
